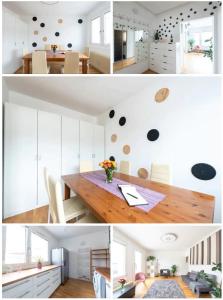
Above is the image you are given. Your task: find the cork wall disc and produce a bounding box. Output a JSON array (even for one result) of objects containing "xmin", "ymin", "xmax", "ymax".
[
  {"xmin": 138, "ymin": 168, "xmax": 149, "ymax": 179},
  {"xmin": 155, "ymin": 88, "xmax": 170, "ymax": 103},
  {"xmin": 111, "ymin": 134, "xmax": 117, "ymax": 143},
  {"xmin": 58, "ymin": 19, "xmax": 63, "ymax": 24},
  {"xmin": 42, "ymin": 36, "xmax": 47, "ymax": 42},
  {"xmin": 123, "ymin": 145, "xmax": 130, "ymax": 154},
  {"xmin": 34, "ymin": 30, "xmax": 38, "ymax": 35}
]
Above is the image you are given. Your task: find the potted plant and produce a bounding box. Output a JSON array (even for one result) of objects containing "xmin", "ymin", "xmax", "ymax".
[
  {"xmin": 118, "ymin": 278, "xmax": 126, "ymax": 290},
  {"xmin": 146, "ymin": 256, "xmax": 156, "ymax": 277},
  {"xmin": 37, "ymin": 257, "xmax": 43, "ymax": 269},
  {"xmin": 198, "ymin": 267, "xmax": 222, "ymax": 298},
  {"xmin": 146, "ymin": 256, "xmax": 156, "ymax": 263},
  {"xmin": 203, "ymin": 37, "xmax": 213, "ymax": 61},
  {"xmin": 99, "ymin": 160, "xmax": 117, "ymax": 183},
  {"xmin": 171, "ymin": 264, "xmax": 177, "ymax": 276},
  {"xmin": 188, "ymin": 38, "xmax": 195, "ymax": 51}
]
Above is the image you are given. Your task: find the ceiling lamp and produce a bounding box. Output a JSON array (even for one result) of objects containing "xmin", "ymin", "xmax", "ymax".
[
  {"xmin": 40, "ymin": 1, "xmax": 59, "ymax": 5},
  {"xmin": 161, "ymin": 233, "xmax": 177, "ymax": 243}
]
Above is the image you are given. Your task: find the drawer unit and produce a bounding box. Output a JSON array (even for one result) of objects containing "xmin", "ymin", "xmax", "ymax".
[{"xmin": 3, "ymin": 277, "xmax": 33, "ymax": 298}]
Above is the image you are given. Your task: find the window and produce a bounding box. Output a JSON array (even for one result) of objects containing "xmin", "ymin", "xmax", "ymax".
[
  {"xmin": 104, "ymin": 11, "xmax": 111, "ymax": 44},
  {"xmin": 5, "ymin": 226, "xmax": 26, "ymax": 264},
  {"xmin": 134, "ymin": 250, "xmax": 142, "ymax": 273},
  {"xmin": 31, "ymin": 232, "xmax": 49, "ymax": 262},
  {"xmin": 112, "ymin": 241, "xmax": 126, "ymax": 278},
  {"xmin": 91, "ymin": 17, "xmax": 101, "ymax": 44}
]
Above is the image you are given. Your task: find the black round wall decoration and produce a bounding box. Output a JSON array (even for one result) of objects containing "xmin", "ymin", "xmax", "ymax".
[
  {"xmin": 190, "ymin": 8, "xmax": 193, "ymax": 11},
  {"xmin": 204, "ymin": 8, "xmax": 208, "ymax": 11},
  {"xmin": 109, "ymin": 110, "xmax": 115, "ymax": 118},
  {"xmin": 32, "ymin": 42, "xmax": 37, "ymax": 47},
  {"xmin": 213, "ymin": 6, "xmax": 217, "ymax": 9},
  {"xmin": 209, "ymin": 2, "xmax": 213, "ymax": 5},
  {"xmin": 210, "ymin": 12, "xmax": 214, "ymax": 15},
  {"xmin": 32, "ymin": 16, "xmax": 37, "ymax": 21},
  {"xmin": 55, "ymin": 32, "xmax": 60, "ymax": 37},
  {"xmin": 78, "ymin": 19, "xmax": 83, "ymax": 24},
  {"xmin": 147, "ymin": 129, "xmax": 159, "ymax": 141},
  {"xmin": 191, "ymin": 163, "xmax": 216, "ymax": 180},
  {"xmin": 119, "ymin": 117, "xmax": 126, "ymax": 126},
  {"xmin": 40, "ymin": 23, "xmax": 45, "ymax": 27},
  {"xmin": 67, "ymin": 43, "xmax": 72, "ymax": 48},
  {"xmin": 109, "ymin": 156, "xmax": 115, "ymax": 161}
]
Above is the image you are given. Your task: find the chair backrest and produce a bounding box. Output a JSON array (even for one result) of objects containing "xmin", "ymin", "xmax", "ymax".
[
  {"xmin": 64, "ymin": 52, "xmax": 79, "ymax": 74},
  {"xmin": 32, "ymin": 51, "xmax": 48, "ymax": 74},
  {"xmin": 120, "ymin": 160, "xmax": 131, "ymax": 175},
  {"xmin": 150, "ymin": 163, "xmax": 171, "ymax": 184},
  {"xmin": 80, "ymin": 160, "xmax": 93, "ymax": 173},
  {"xmin": 84, "ymin": 47, "xmax": 90, "ymax": 57},
  {"xmin": 43, "ymin": 169, "xmax": 59, "ymax": 223},
  {"xmin": 45, "ymin": 44, "xmax": 51, "ymax": 50},
  {"xmin": 23, "ymin": 48, "xmax": 29, "ymax": 56}
]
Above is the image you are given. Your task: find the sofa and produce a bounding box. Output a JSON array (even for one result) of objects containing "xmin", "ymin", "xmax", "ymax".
[{"xmin": 181, "ymin": 271, "xmax": 216, "ymax": 297}]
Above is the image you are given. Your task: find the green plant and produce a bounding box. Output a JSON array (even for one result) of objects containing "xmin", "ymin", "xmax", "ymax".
[
  {"xmin": 188, "ymin": 38, "xmax": 195, "ymax": 51},
  {"xmin": 212, "ymin": 262, "xmax": 222, "ymax": 272},
  {"xmin": 171, "ymin": 265, "xmax": 177, "ymax": 276},
  {"xmin": 203, "ymin": 37, "xmax": 213, "ymax": 61},
  {"xmin": 146, "ymin": 256, "xmax": 156, "ymax": 262},
  {"xmin": 198, "ymin": 270, "xmax": 222, "ymax": 298}
]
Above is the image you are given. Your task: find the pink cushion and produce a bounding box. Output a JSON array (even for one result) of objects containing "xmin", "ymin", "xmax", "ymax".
[{"xmin": 135, "ymin": 272, "xmax": 146, "ymax": 282}]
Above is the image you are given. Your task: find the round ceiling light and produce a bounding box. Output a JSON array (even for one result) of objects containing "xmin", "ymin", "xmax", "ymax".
[
  {"xmin": 161, "ymin": 233, "xmax": 177, "ymax": 243},
  {"xmin": 40, "ymin": 1, "xmax": 59, "ymax": 5}
]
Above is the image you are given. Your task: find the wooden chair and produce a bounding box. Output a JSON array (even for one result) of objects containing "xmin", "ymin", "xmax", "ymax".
[
  {"xmin": 80, "ymin": 160, "xmax": 93, "ymax": 173},
  {"xmin": 150, "ymin": 163, "xmax": 171, "ymax": 184},
  {"xmin": 61, "ymin": 52, "xmax": 79, "ymax": 74},
  {"xmin": 120, "ymin": 160, "xmax": 131, "ymax": 175},
  {"xmin": 32, "ymin": 51, "xmax": 50, "ymax": 74}
]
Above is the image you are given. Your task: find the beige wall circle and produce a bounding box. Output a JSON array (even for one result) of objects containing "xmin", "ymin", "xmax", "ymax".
[
  {"xmin": 123, "ymin": 145, "xmax": 130, "ymax": 155},
  {"xmin": 155, "ymin": 88, "xmax": 169, "ymax": 103},
  {"xmin": 111, "ymin": 134, "xmax": 117, "ymax": 143},
  {"xmin": 138, "ymin": 168, "xmax": 149, "ymax": 179},
  {"xmin": 58, "ymin": 18, "xmax": 63, "ymax": 24},
  {"xmin": 42, "ymin": 36, "xmax": 48, "ymax": 42},
  {"xmin": 34, "ymin": 30, "xmax": 38, "ymax": 35}
]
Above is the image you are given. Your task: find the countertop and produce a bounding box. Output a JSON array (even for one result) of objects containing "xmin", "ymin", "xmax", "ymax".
[
  {"xmin": 95, "ymin": 267, "xmax": 110, "ymax": 282},
  {"xmin": 2, "ymin": 265, "xmax": 60, "ymax": 287}
]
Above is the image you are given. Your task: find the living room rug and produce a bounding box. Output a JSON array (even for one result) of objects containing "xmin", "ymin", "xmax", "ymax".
[{"xmin": 144, "ymin": 280, "xmax": 185, "ymax": 298}]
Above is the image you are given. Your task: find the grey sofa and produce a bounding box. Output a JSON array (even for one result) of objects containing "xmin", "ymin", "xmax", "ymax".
[{"xmin": 181, "ymin": 271, "xmax": 216, "ymax": 297}]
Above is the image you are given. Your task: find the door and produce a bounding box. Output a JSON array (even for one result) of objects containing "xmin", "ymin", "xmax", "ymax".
[
  {"xmin": 79, "ymin": 121, "xmax": 93, "ymax": 163},
  {"xmin": 4, "ymin": 103, "xmax": 38, "ymax": 218},
  {"xmin": 61, "ymin": 116, "xmax": 79, "ymax": 175},
  {"xmin": 114, "ymin": 30, "xmax": 123, "ymax": 61},
  {"xmin": 38, "ymin": 111, "xmax": 61, "ymax": 206},
  {"xmin": 93, "ymin": 125, "xmax": 105, "ymax": 170}
]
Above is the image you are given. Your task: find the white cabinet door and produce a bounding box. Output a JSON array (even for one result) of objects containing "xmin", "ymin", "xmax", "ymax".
[
  {"xmin": 93, "ymin": 125, "xmax": 105, "ymax": 170},
  {"xmin": 62, "ymin": 116, "xmax": 79, "ymax": 175},
  {"xmin": 4, "ymin": 103, "xmax": 38, "ymax": 218},
  {"xmin": 37, "ymin": 111, "xmax": 61, "ymax": 206},
  {"xmin": 15, "ymin": 17, "xmax": 27, "ymax": 69},
  {"xmin": 79, "ymin": 121, "xmax": 93, "ymax": 162}
]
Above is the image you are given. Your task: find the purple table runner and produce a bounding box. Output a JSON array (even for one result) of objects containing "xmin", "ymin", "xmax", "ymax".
[{"xmin": 81, "ymin": 172, "xmax": 166, "ymax": 212}]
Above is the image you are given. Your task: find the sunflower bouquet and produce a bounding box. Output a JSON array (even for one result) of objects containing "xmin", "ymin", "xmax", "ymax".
[{"xmin": 99, "ymin": 160, "xmax": 117, "ymax": 183}]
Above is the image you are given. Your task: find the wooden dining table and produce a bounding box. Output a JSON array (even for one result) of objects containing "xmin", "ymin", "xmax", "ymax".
[
  {"xmin": 22, "ymin": 51, "xmax": 89, "ymax": 74},
  {"xmin": 62, "ymin": 171, "xmax": 215, "ymax": 223}
]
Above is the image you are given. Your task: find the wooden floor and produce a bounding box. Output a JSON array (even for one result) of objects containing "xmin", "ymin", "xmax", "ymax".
[
  {"xmin": 143, "ymin": 69, "xmax": 158, "ymax": 74},
  {"xmin": 135, "ymin": 276, "xmax": 210, "ymax": 298},
  {"xmin": 181, "ymin": 52, "xmax": 213, "ymax": 74},
  {"xmin": 113, "ymin": 57, "xmax": 136, "ymax": 72},
  {"xmin": 3, "ymin": 205, "xmax": 49, "ymax": 223},
  {"xmin": 51, "ymin": 278, "xmax": 95, "ymax": 298}
]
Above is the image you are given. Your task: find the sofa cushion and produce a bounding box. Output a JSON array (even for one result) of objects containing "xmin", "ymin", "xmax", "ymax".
[
  {"xmin": 197, "ymin": 278, "xmax": 210, "ymax": 287},
  {"xmin": 189, "ymin": 272, "xmax": 197, "ymax": 281}
]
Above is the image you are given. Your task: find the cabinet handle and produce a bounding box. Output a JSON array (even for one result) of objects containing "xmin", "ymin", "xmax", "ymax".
[
  {"xmin": 37, "ymin": 278, "xmax": 50, "ymax": 288},
  {"xmin": 4, "ymin": 280, "xmax": 30, "ymax": 291},
  {"xmin": 37, "ymin": 271, "xmax": 50, "ymax": 278},
  {"xmin": 37, "ymin": 285, "xmax": 50, "ymax": 296},
  {"xmin": 19, "ymin": 290, "xmax": 31, "ymax": 298},
  {"xmin": 168, "ymin": 49, "xmax": 172, "ymax": 51},
  {"xmin": 162, "ymin": 62, "xmax": 167, "ymax": 64},
  {"xmin": 162, "ymin": 68, "xmax": 167, "ymax": 70}
]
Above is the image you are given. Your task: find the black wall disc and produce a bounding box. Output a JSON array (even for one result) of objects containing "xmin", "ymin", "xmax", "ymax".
[
  {"xmin": 32, "ymin": 42, "xmax": 37, "ymax": 47},
  {"xmin": 109, "ymin": 110, "xmax": 115, "ymax": 118},
  {"xmin": 109, "ymin": 156, "xmax": 115, "ymax": 161},
  {"xmin": 147, "ymin": 129, "xmax": 159, "ymax": 141},
  {"xmin": 119, "ymin": 117, "xmax": 126, "ymax": 126},
  {"xmin": 32, "ymin": 16, "xmax": 37, "ymax": 21},
  {"xmin": 191, "ymin": 163, "xmax": 216, "ymax": 180}
]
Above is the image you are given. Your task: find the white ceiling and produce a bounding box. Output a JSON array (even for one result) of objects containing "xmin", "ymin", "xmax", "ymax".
[
  {"xmin": 4, "ymin": 77, "xmax": 151, "ymax": 116},
  {"xmin": 3, "ymin": 1, "xmax": 100, "ymax": 16},
  {"xmin": 137, "ymin": 1, "xmax": 188, "ymax": 15},
  {"xmin": 44, "ymin": 225, "xmax": 108, "ymax": 240},
  {"xmin": 115, "ymin": 225, "xmax": 220, "ymax": 251}
]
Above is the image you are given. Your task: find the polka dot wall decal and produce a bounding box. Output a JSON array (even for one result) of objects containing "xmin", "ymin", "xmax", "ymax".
[
  {"xmin": 155, "ymin": 87, "xmax": 170, "ymax": 102},
  {"xmin": 213, "ymin": 6, "xmax": 217, "ymax": 9},
  {"xmin": 40, "ymin": 23, "xmax": 45, "ymax": 27},
  {"xmin": 147, "ymin": 129, "xmax": 159, "ymax": 141},
  {"xmin": 109, "ymin": 109, "xmax": 115, "ymax": 118},
  {"xmin": 210, "ymin": 12, "xmax": 214, "ymax": 15},
  {"xmin": 119, "ymin": 117, "xmax": 126, "ymax": 126},
  {"xmin": 123, "ymin": 145, "xmax": 131, "ymax": 155},
  {"xmin": 78, "ymin": 19, "xmax": 83, "ymax": 24},
  {"xmin": 194, "ymin": 11, "xmax": 197, "ymax": 14},
  {"xmin": 58, "ymin": 18, "xmax": 63, "ymax": 24},
  {"xmin": 32, "ymin": 42, "xmax": 37, "ymax": 47},
  {"xmin": 138, "ymin": 168, "xmax": 149, "ymax": 179},
  {"xmin": 67, "ymin": 43, "xmax": 72, "ymax": 48},
  {"xmin": 111, "ymin": 134, "xmax": 117, "ymax": 143},
  {"xmin": 42, "ymin": 36, "xmax": 47, "ymax": 42},
  {"xmin": 181, "ymin": 19, "xmax": 184, "ymax": 21},
  {"xmin": 190, "ymin": 8, "xmax": 193, "ymax": 11},
  {"xmin": 109, "ymin": 156, "xmax": 115, "ymax": 161},
  {"xmin": 34, "ymin": 30, "xmax": 38, "ymax": 35},
  {"xmin": 188, "ymin": 15, "xmax": 190, "ymax": 18},
  {"xmin": 209, "ymin": 2, "xmax": 212, "ymax": 4},
  {"xmin": 32, "ymin": 16, "xmax": 37, "ymax": 21},
  {"xmin": 180, "ymin": 12, "xmax": 183, "ymax": 15},
  {"xmin": 191, "ymin": 163, "xmax": 216, "ymax": 180},
  {"xmin": 204, "ymin": 8, "xmax": 208, "ymax": 11},
  {"xmin": 55, "ymin": 32, "xmax": 60, "ymax": 36}
]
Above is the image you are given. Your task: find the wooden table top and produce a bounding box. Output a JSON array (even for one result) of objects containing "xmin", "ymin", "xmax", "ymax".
[
  {"xmin": 95, "ymin": 267, "xmax": 110, "ymax": 282},
  {"xmin": 2, "ymin": 265, "xmax": 60, "ymax": 287},
  {"xmin": 23, "ymin": 51, "xmax": 89, "ymax": 61},
  {"xmin": 62, "ymin": 171, "xmax": 214, "ymax": 223}
]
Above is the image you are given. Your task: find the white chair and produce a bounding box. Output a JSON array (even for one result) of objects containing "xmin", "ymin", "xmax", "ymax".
[
  {"xmin": 80, "ymin": 160, "xmax": 93, "ymax": 173},
  {"xmin": 150, "ymin": 163, "xmax": 171, "ymax": 184},
  {"xmin": 32, "ymin": 51, "xmax": 50, "ymax": 74},
  {"xmin": 120, "ymin": 160, "xmax": 131, "ymax": 175},
  {"xmin": 84, "ymin": 47, "xmax": 90, "ymax": 57},
  {"xmin": 45, "ymin": 44, "xmax": 51, "ymax": 50},
  {"xmin": 61, "ymin": 52, "xmax": 79, "ymax": 74}
]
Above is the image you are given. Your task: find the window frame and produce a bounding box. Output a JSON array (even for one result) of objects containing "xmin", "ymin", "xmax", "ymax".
[
  {"xmin": 112, "ymin": 239, "xmax": 127, "ymax": 279},
  {"xmin": 30, "ymin": 231, "xmax": 49, "ymax": 264}
]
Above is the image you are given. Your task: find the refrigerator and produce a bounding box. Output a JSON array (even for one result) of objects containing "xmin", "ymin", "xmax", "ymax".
[{"xmin": 52, "ymin": 248, "xmax": 69, "ymax": 284}]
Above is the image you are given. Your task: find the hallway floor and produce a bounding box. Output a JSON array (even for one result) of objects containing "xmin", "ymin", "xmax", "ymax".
[{"xmin": 181, "ymin": 52, "xmax": 213, "ymax": 74}]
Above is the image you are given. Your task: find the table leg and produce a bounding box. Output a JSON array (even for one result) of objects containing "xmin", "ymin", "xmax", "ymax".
[
  {"xmin": 23, "ymin": 60, "xmax": 30, "ymax": 74},
  {"xmin": 82, "ymin": 60, "xmax": 88, "ymax": 74},
  {"xmin": 64, "ymin": 184, "xmax": 71, "ymax": 200}
]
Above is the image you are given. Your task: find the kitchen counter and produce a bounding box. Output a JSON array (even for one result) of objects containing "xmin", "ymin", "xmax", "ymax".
[
  {"xmin": 95, "ymin": 267, "xmax": 110, "ymax": 282},
  {"xmin": 2, "ymin": 265, "xmax": 60, "ymax": 287}
]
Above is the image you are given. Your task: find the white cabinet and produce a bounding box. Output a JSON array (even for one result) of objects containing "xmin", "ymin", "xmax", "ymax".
[
  {"xmin": 2, "ymin": 277, "xmax": 34, "ymax": 298},
  {"xmin": 93, "ymin": 125, "xmax": 105, "ymax": 170},
  {"xmin": 4, "ymin": 103, "xmax": 38, "ymax": 218},
  {"xmin": 38, "ymin": 111, "xmax": 61, "ymax": 206}
]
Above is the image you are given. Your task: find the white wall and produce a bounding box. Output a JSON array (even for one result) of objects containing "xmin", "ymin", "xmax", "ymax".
[
  {"xmin": 147, "ymin": 250, "xmax": 188, "ymax": 276},
  {"xmin": 98, "ymin": 76, "xmax": 221, "ymax": 222},
  {"xmin": 59, "ymin": 228, "xmax": 110, "ymax": 279},
  {"xmin": 113, "ymin": 228, "xmax": 147, "ymax": 284}
]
